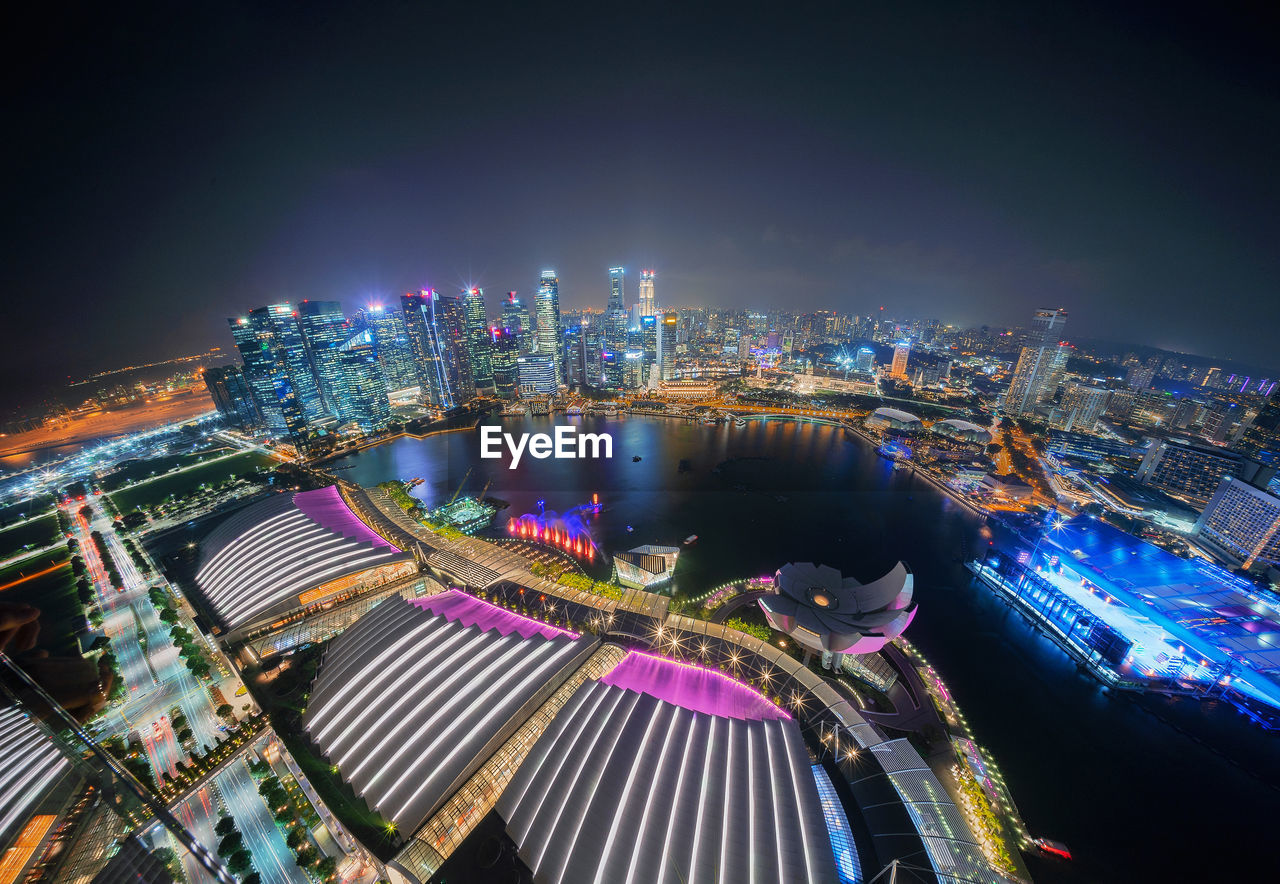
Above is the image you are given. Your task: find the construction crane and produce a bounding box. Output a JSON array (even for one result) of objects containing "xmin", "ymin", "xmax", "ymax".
[
  {"xmin": 448, "ymin": 467, "xmax": 472, "ymax": 504},
  {"xmin": 477, "ymin": 478, "xmax": 492, "ymax": 503}
]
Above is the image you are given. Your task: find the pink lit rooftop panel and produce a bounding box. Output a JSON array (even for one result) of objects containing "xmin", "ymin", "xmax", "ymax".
[
  {"xmin": 600, "ymin": 650, "xmax": 788, "ymax": 721},
  {"xmin": 293, "ymin": 485, "xmax": 400, "ymax": 551},
  {"xmin": 412, "ymin": 589, "xmax": 579, "ymax": 640}
]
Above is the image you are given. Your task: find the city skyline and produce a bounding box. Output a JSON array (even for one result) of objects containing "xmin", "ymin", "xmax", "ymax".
[{"xmin": 4, "ymin": 2, "xmax": 1279, "ymax": 397}]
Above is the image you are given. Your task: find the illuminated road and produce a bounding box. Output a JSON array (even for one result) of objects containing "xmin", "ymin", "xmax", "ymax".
[{"xmin": 73, "ymin": 495, "xmax": 308, "ymax": 883}]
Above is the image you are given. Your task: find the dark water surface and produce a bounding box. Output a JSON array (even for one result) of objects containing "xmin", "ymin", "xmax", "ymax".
[{"xmin": 330, "ymin": 415, "xmax": 1279, "ymax": 884}]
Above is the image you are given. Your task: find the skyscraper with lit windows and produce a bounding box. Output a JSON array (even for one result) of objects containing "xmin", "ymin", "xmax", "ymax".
[
  {"xmin": 401, "ymin": 290, "xmax": 475, "ymax": 409},
  {"xmin": 1004, "ymin": 307, "xmax": 1069, "ymax": 416},
  {"xmin": 462, "ymin": 287, "xmax": 494, "ymax": 392},
  {"xmin": 637, "ymin": 269, "xmax": 656, "ymax": 317},
  {"xmin": 365, "ymin": 302, "xmax": 421, "ymax": 393},
  {"xmin": 534, "ymin": 271, "xmax": 563, "ymax": 384}
]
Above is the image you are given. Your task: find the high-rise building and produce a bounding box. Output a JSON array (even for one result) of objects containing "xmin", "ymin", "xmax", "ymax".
[
  {"xmin": 661, "ymin": 312, "xmax": 678, "ymax": 381},
  {"xmin": 640, "ymin": 314, "xmax": 658, "ymax": 381},
  {"xmin": 890, "ymin": 343, "xmax": 910, "ymax": 379},
  {"xmin": 1049, "ymin": 382, "xmax": 1111, "ymax": 433},
  {"xmin": 228, "ymin": 305, "xmax": 317, "ymax": 441},
  {"xmin": 517, "ymin": 353, "xmax": 559, "ymax": 395},
  {"xmin": 335, "ymin": 328, "xmax": 392, "ymax": 430},
  {"xmin": 1194, "ymin": 477, "xmax": 1280, "ymax": 571},
  {"xmin": 203, "ymin": 364, "xmax": 260, "ymax": 429},
  {"xmin": 603, "ymin": 267, "xmax": 629, "ymax": 389},
  {"xmin": 854, "ymin": 347, "xmax": 876, "ymax": 373},
  {"xmin": 1238, "ymin": 391, "xmax": 1280, "ymax": 466},
  {"xmin": 501, "ymin": 292, "xmax": 533, "ymax": 354},
  {"xmin": 297, "ymin": 299, "xmax": 350, "ymax": 419},
  {"xmin": 365, "ymin": 303, "xmax": 420, "ymax": 393},
  {"xmin": 489, "ymin": 327, "xmax": 520, "ymax": 400},
  {"xmin": 534, "ymin": 271, "xmax": 563, "ymax": 385},
  {"xmin": 1004, "ymin": 308, "xmax": 1069, "ymax": 416},
  {"xmin": 637, "ymin": 269, "xmax": 656, "ymax": 317},
  {"xmin": 401, "ymin": 290, "xmax": 474, "ymax": 409},
  {"xmin": 1135, "ymin": 437, "xmax": 1275, "ymax": 507},
  {"xmin": 462, "ymin": 287, "xmax": 494, "ymax": 392},
  {"xmin": 1126, "ymin": 356, "xmax": 1161, "ymax": 391}
]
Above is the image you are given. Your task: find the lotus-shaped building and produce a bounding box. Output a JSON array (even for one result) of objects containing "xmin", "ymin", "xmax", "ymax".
[{"xmin": 759, "ymin": 561, "xmax": 916, "ymax": 660}]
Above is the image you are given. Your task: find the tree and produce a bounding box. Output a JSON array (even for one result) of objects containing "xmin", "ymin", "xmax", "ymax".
[
  {"xmin": 227, "ymin": 848, "xmax": 253, "ymax": 875},
  {"xmin": 315, "ymin": 856, "xmax": 338, "ymax": 879},
  {"xmin": 214, "ymin": 816, "xmax": 237, "ymax": 838},
  {"xmin": 216, "ymin": 831, "xmax": 243, "ymax": 857},
  {"xmin": 275, "ymin": 805, "xmax": 294, "ymax": 824},
  {"xmin": 240, "ymin": 874, "xmax": 261, "ymax": 884},
  {"xmin": 216, "ymin": 703, "xmax": 234, "ymax": 718}
]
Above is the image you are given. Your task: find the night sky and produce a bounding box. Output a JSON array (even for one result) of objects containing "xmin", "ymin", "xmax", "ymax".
[{"xmin": 4, "ymin": 1, "xmax": 1279, "ymax": 407}]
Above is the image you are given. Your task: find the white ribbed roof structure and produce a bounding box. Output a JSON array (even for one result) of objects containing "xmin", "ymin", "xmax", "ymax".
[
  {"xmin": 498, "ymin": 676, "xmax": 841, "ymax": 884},
  {"xmin": 304, "ymin": 592, "xmax": 590, "ymax": 836},
  {"xmin": 931, "ymin": 419, "xmax": 993, "ymax": 444},
  {"xmin": 195, "ymin": 485, "xmax": 411, "ymax": 629},
  {"xmin": 760, "ymin": 562, "xmax": 917, "ymax": 654},
  {"xmin": 0, "ymin": 707, "xmax": 70, "ymax": 844}
]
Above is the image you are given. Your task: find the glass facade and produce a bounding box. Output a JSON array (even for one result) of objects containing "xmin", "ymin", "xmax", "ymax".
[{"xmin": 533, "ymin": 271, "xmax": 562, "ymax": 384}]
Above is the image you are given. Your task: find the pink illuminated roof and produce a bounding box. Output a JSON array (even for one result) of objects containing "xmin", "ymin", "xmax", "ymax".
[
  {"xmin": 293, "ymin": 486, "xmax": 399, "ymax": 552},
  {"xmin": 412, "ymin": 589, "xmax": 579, "ymax": 640},
  {"xmin": 600, "ymin": 650, "xmax": 788, "ymax": 721}
]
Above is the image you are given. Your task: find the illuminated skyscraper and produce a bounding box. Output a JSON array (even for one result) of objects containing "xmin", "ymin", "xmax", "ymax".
[
  {"xmin": 890, "ymin": 342, "xmax": 910, "ymax": 379},
  {"xmin": 401, "ymin": 290, "xmax": 474, "ymax": 409},
  {"xmin": 640, "ymin": 314, "xmax": 658, "ymax": 381},
  {"xmin": 489, "ymin": 327, "xmax": 520, "ymax": 400},
  {"xmin": 1004, "ymin": 308, "xmax": 1069, "ymax": 416},
  {"xmin": 203, "ymin": 364, "xmax": 260, "ymax": 430},
  {"xmin": 854, "ymin": 347, "xmax": 875, "ymax": 373},
  {"xmin": 335, "ymin": 328, "xmax": 392, "ymax": 430},
  {"xmin": 297, "ymin": 299, "xmax": 350, "ymax": 418},
  {"xmin": 501, "ymin": 291, "xmax": 532, "ymax": 354},
  {"xmin": 603, "ymin": 267, "xmax": 629, "ymax": 389},
  {"xmin": 1049, "ymin": 382, "xmax": 1111, "ymax": 433},
  {"xmin": 534, "ymin": 271, "xmax": 563, "ymax": 384},
  {"xmin": 1238, "ymin": 391, "xmax": 1280, "ymax": 465},
  {"xmin": 228, "ymin": 304, "xmax": 321, "ymax": 441},
  {"xmin": 365, "ymin": 302, "xmax": 420, "ymax": 393},
  {"xmin": 462, "ymin": 287, "xmax": 494, "ymax": 392},
  {"xmin": 637, "ymin": 269, "xmax": 656, "ymax": 317},
  {"xmin": 661, "ymin": 312, "xmax": 678, "ymax": 380}
]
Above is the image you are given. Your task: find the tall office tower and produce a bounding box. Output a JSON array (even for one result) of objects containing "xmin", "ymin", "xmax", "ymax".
[
  {"xmin": 401, "ymin": 290, "xmax": 475, "ymax": 409},
  {"xmin": 1171, "ymin": 397, "xmax": 1202, "ymax": 430},
  {"xmin": 203, "ymin": 364, "xmax": 261, "ymax": 429},
  {"xmin": 517, "ymin": 353, "xmax": 559, "ymax": 395},
  {"xmin": 640, "ymin": 314, "xmax": 658, "ymax": 380},
  {"xmin": 365, "ymin": 303, "xmax": 421, "ymax": 393},
  {"xmin": 1003, "ymin": 308, "xmax": 1070, "ymax": 416},
  {"xmin": 334, "ymin": 328, "xmax": 392, "ymax": 430},
  {"xmin": 297, "ymin": 299, "xmax": 351, "ymax": 418},
  {"xmin": 462, "ymin": 287, "xmax": 495, "ymax": 392},
  {"xmin": 534, "ymin": 270, "xmax": 563, "ymax": 384},
  {"xmin": 562, "ymin": 325, "xmax": 586, "ymax": 386},
  {"xmin": 1194, "ymin": 477, "xmax": 1280, "ymax": 571},
  {"xmin": 637, "ymin": 269, "xmax": 656, "ymax": 317},
  {"xmin": 1126, "ymin": 355, "xmax": 1161, "ymax": 391},
  {"xmin": 890, "ymin": 342, "xmax": 910, "ymax": 379},
  {"xmin": 661, "ymin": 312, "xmax": 678, "ymax": 380},
  {"xmin": 1238, "ymin": 391, "xmax": 1280, "ymax": 465},
  {"xmin": 602, "ymin": 267, "xmax": 629, "ymax": 389},
  {"xmin": 1049, "ymin": 382, "xmax": 1111, "ymax": 433},
  {"xmin": 489, "ymin": 328, "xmax": 520, "ymax": 400},
  {"xmin": 854, "ymin": 347, "xmax": 876, "ymax": 373},
  {"xmin": 228, "ymin": 306, "xmax": 316, "ymax": 441},
  {"xmin": 501, "ymin": 292, "xmax": 532, "ymax": 353}
]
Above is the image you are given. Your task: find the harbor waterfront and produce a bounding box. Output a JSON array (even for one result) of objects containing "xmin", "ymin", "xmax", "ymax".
[{"xmin": 329, "ymin": 413, "xmax": 1280, "ymax": 884}]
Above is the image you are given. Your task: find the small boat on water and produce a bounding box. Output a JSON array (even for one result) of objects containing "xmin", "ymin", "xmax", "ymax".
[
  {"xmin": 684, "ymin": 534, "xmax": 698, "ymax": 545},
  {"xmin": 633, "ymin": 455, "xmax": 642, "ymax": 462},
  {"xmin": 407, "ymin": 477, "xmax": 425, "ymax": 487},
  {"xmin": 1033, "ymin": 838, "xmax": 1071, "ymax": 860},
  {"xmin": 626, "ymin": 525, "xmax": 635, "ymax": 533}
]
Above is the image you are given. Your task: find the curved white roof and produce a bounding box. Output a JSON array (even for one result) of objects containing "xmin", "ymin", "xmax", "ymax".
[
  {"xmin": 195, "ymin": 486, "xmax": 410, "ymax": 629},
  {"xmin": 869, "ymin": 407, "xmax": 922, "ymax": 426},
  {"xmin": 933, "ymin": 419, "xmax": 992, "ymax": 442},
  {"xmin": 304, "ymin": 593, "xmax": 588, "ymax": 836},
  {"xmin": 0, "ymin": 707, "xmax": 70, "ymax": 843},
  {"xmin": 498, "ymin": 677, "xmax": 840, "ymax": 884}
]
